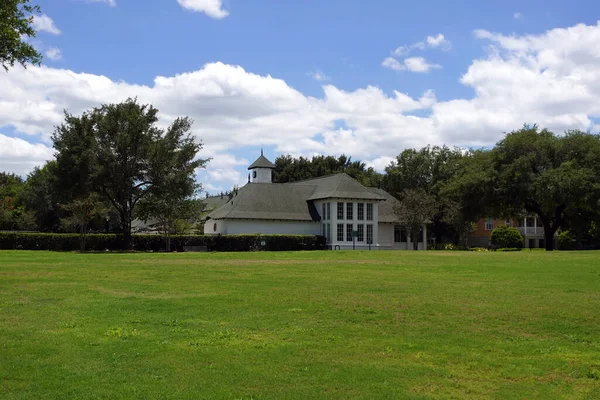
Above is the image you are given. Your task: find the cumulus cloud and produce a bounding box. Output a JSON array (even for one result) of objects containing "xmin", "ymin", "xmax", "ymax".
[
  {"xmin": 45, "ymin": 48, "xmax": 62, "ymax": 61},
  {"xmin": 382, "ymin": 56, "xmax": 441, "ymax": 72},
  {"xmin": 177, "ymin": 0, "xmax": 229, "ymax": 19},
  {"xmin": 3, "ymin": 21, "xmax": 600, "ymax": 182},
  {"xmin": 84, "ymin": 0, "xmax": 116, "ymax": 6},
  {"xmin": 310, "ymin": 70, "xmax": 330, "ymax": 82},
  {"xmin": 0, "ymin": 134, "xmax": 53, "ymax": 176},
  {"xmin": 32, "ymin": 14, "xmax": 61, "ymax": 35},
  {"xmin": 393, "ymin": 33, "xmax": 451, "ymax": 56}
]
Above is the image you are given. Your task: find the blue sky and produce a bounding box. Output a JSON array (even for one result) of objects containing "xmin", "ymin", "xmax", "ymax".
[{"xmin": 2, "ymin": 0, "xmax": 600, "ymax": 193}]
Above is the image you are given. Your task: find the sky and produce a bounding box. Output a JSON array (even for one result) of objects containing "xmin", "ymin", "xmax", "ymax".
[{"xmin": 2, "ymin": 0, "xmax": 600, "ymax": 194}]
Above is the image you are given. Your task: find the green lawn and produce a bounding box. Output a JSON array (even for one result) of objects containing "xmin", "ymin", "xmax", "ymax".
[{"xmin": 0, "ymin": 251, "xmax": 599, "ymax": 399}]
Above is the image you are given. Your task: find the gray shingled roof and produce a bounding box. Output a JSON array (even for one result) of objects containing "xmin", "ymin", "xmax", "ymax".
[
  {"xmin": 208, "ymin": 183, "xmax": 320, "ymax": 221},
  {"xmin": 248, "ymin": 154, "xmax": 276, "ymax": 170},
  {"xmin": 207, "ymin": 173, "xmax": 398, "ymax": 222},
  {"xmin": 294, "ymin": 174, "xmax": 386, "ymax": 201}
]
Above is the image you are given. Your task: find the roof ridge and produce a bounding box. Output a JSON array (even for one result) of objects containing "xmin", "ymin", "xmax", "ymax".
[{"xmin": 288, "ymin": 172, "xmax": 346, "ymax": 184}]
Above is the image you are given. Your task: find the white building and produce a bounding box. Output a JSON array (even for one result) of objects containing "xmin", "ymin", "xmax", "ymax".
[{"xmin": 204, "ymin": 153, "xmax": 427, "ymax": 250}]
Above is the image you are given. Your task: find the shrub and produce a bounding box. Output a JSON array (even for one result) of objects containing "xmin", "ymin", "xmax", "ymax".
[
  {"xmin": 490, "ymin": 226, "xmax": 524, "ymax": 249},
  {"xmin": 0, "ymin": 232, "xmax": 327, "ymax": 252},
  {"xmin": 557, "ymin": 231, "xmax": 574, "ymax": 250}
]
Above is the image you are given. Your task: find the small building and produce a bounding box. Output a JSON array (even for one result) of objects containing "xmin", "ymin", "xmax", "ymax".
[
  {"xmin": 204, "ymin": 152, "xmax": 428, "ymax": 250},
  {"xmin": 470, "ymin": 217, "xmax": 555, "ymax": 248}
]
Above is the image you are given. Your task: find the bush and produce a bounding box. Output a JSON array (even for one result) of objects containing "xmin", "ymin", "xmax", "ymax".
[
  {"xmin": 557, "ymin": 231, "xmax": 574, "ymax": 250},
  {"xmin": 0, "ymin": 232, "xmax": 327, "ymax": 252},
  {"xmin": 490, "ymin": 226, "xmax": 523, "ymax": 249},
  {"xmin": 495, "ymin": 248, "xmax": 522, "ymax": 252}
]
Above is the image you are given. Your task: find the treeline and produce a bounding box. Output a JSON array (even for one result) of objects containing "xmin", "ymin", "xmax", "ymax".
[
  {"xmin": 1, "ymin": 99, "xmax": 209, "ymax": 251},
  {"xmin": 272, "ymin": 126, "xmax": 600, "ymax": 251}
]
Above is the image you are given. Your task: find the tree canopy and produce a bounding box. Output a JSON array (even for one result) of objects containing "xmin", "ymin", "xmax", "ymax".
[
  {"xmin": 0, "ymin": 0, "xmax": 42, "ymax": 71},
  {"xmin": 52, "ymin": 99, "xmax": 208, "ymax": 249}
]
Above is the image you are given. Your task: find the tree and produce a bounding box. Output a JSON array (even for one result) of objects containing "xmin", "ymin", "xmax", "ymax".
[
  {"xmin": 273, "ymin": 154, "xmax": 383, "ymax": 187},
  {"xmin": 136, "ymin": 181, "xmax": 201, "ymax": 252},
  {"xmin": 383, "ymin": 145, "xmax": 465, "ymax": 242},
  {"xmin": 61, "ymin": 193, "xmax": 107, "ymax": 252},
  {"xmin": 53, "ymin": 99, "xmax": 208, "ymax": 250},
  {"xmin": 442, "ymin": 199, "xmax": 477, "ymax": 248},
  {"xmin": 393, "ymin": 188, "xmax": 436, "ymax": 250},
  {"xmin": 0, "ymin": 0, "xmax": 42, "ymax": 71},
  {"xmin": 490, "ymin": 126, "xmax": 600, "ymax": 251},
  {"xmin": 490, "ymin": 226, "xmax": 524, "ymax": 249},
  {"xmin": 20, "ymin": 162, "xmax": 62, "ymax": 231}
]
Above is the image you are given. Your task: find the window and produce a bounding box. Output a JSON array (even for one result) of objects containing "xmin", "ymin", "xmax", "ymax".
[
  {"xmin": 346, "ymin": 202, "xmax": 353, "ymax": 220},
  {"xmin": 213, "ymin": 223, "xmax": 217, "ymax": 232},
  {"xmin": 326, "ymin": 203, "xmax": 331, "ymax": 221},
  {"xmin": 252, "ymin": 171, "xmax": 257, "ymax": 179},
  {"xmin": 326, "ymin": 224, "xmax": 331, "ymax": 243},
  {"xmin": 485, "ymin": 218, "xmax": 494, "ymax": 230},
  {"xmin": 357, "ymin": 203, "xmax": 364, "ymax": 220},
  {"xmin": 394, "ymin": 226, "xmax": 407, "ymax": 243},
  {"xmin": 366, "ymin": 224, "xmax": 373, "ymax": 244},
  {"xmin": 526, "ymin": 217, "xmax": 535, "ymax": 227},
  {"xmin": 337, "ymin": 202, "xmax": 344, "ymax": 220},
  {"xmin": 322, "ymin": 203, "xmax": 326, "ymax": 220},
  {"xmin": 357, "ymin": 224, "xmax": 364, "ymax": 242},
  {"xmin": 505, "ymin": 219, "xmax": 511, "ymax": 226},
  {"xmin": 322, "ymin": 224, "xmax": 326, "ymax": 237},
  {"xmin": 367, "ymin": 203, "xmax": 373, "ymax": 221},
  {"xmin": 337, "ymin": 224, "xmax": 344, "ymax": 242},
  {"xmin": 346, "ymin": 224, "xmax": 353, "ymax": 242}
]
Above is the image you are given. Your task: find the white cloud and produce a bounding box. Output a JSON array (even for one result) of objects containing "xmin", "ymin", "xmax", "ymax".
[
  {"xmin": 32, "ymin": 14, "xmax": 61, "ymax": 35},
  {"xmin": 514, "ymin": 12, "xmax": 522, "ymax": 20},
  {"xmin": 3, "ymin": 21, "xmax": 600, "ymax": 183},
  {"xmin": 0, "ymin": 134, "xmax": 53, "ymax": 176},
  {"xmin": 45, "ymin": 48, "xmax": 62, "ymax": 61},
  {"xmin": 177, "ymin": 0, "xmax": 229, "ymax": 19},
  {"xmin": 84, "ymin": 0, "xmax": 116, "ymax": 6},
  {"xmin": 393, "ymin": 33, "xmax": 451, "ymax": 56},
  {"xmin": 382, "ymin": 56, "xmax": 441, "ymax": 73},
  {"xmin": 310, "ymin": 70, "xmax": 330, "ymax": 82}
]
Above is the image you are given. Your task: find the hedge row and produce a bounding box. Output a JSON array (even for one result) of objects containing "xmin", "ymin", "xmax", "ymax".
[{"xmin": 0, "ymin": 232, "xmax": 327, "ymax": 252}]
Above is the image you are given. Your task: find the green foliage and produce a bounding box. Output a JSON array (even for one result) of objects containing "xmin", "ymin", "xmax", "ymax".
[
  {"xmin": 19, "ymin": 162, "xmax": 62, "ymax": 231},
  {"xmin": 557, "ymin": 230, "xmax": 574, "ymax": 250},
  {"xmin": 495, "ymin": 247, "xmax": 523, "ymax": 252},
  {"xmin": 393, "ymin": 188, "xmax": 436, "ymax": 250},
  {"xmin": 52, "ymin": 99, "xmax": 208, "ymax": 249},
  {"xmin": 273, "ymin": 154, "xmax": 382, "ymax": 187},
  {"xmin": 490, "ymin": 226, "xmax": 524, "ymax": 249},
  {"xmin": 0, "ymin": 0, "xmax": 42, "ymax": 71},
  {"xmin": 0, "ymin": 232, "xmax": 327, "ymax": 252}
]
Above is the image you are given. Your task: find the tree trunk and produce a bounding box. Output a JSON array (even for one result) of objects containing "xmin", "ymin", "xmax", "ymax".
[
  {"xmin": 122, "ymin": 215, "xmax": 132, "ymax": 250},
  {"xmin": 412, "ymin": 232, "xmax": 419, "ymax": 251},
  {"xmin": 80, "ymin": 223, "xmax": 86, "ymax": 252},
  {"xmin": 544, "ymin": 225, "xmax": 557, "ymax": 251}
]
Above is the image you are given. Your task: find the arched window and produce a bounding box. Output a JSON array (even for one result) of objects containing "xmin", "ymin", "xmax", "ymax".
[
  {"xmin": 213, "ymin": 223, "xmax": 217, "ymax": 232},
  {"xmin": 252, "ymin": 171, "xmax": 257, "ymax": 179}
]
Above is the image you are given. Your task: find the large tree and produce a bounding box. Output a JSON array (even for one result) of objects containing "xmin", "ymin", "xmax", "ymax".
[
  {"xmin": 383, "ymin": 145, "xmax": 465, "ymax": 243},
  {"xmin": 0, "ymin": 0, "xmax": 42, "ymax": 71},
  {"xmin": 52, "ymin": 99, "xmax": 208, "ymax": 249},
  {"xmin": 20, "ymin": 161, "xmax": 62, "ymax": 231},
  {"xmin": 393, "ymin": 188, "xmax": 436, "ymax": 250},
  {"xmin": 489, "ymin": 126, "xmax": 600, "ymax": 251}
]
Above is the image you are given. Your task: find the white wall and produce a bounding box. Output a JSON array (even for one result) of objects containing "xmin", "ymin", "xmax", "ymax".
[
  {"xmin": 251, "ymin": 168, "xmax": 272, "ymax": 183},
  {"xmin": 204, "ymin": 219, "xmax": 321, "ymax": 235}
]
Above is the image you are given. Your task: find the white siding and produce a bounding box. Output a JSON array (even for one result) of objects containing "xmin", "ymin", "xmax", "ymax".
[
  {"xmin": 204, "ymin": 219, "xmax": 320, "ymax": 235},
  {"xmin": 251, "ymin": 168, "xmax": 272, "ymax": 183}
]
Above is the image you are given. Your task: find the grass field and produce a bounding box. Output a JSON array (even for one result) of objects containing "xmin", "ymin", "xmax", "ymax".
[{"xmin": 0, "ymin": 250, "xmax": 599, "ymax": 399}]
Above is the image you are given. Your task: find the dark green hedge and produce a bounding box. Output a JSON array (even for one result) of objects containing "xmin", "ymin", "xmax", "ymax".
[
  {"xmin": 0, "ymin": 232, "xmax": 327, "ymax": 252},
  {"xmin": 490, "ymin": 226, "xmax": 524, "ymax": 249}
]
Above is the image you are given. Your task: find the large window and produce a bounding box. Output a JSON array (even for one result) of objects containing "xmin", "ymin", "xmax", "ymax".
[
  {"xmin": 326, "ymin": 203, "xmax": 331, "ymax": 221},
  {"xmin": 357, "ymin": 203, "xmax": 364, "ymax": 220},
  {"xmin": 346, "ymin": 202, "xmax": 353, "ymax": 220},
  {"xmin": 326, "ymin": 224, "xmax": 331, "ymax": 243},
  {"xmin": 357, "ymin": 224, "xmax": 364, "ymax": 242},
  {"xmin": 366, "ymin": 224, "xmax": 373, "ymax": 244},
  {"xmin": 322, "ymin": 203, "xmax": 326, "ymax": 220},
  {"xmin": 485, "ymin": 218, "xmax": 494, "ymax": 231},
  {"xmin": 366, "ymin": 203, "xmax": 373, "ymax": 221},
  {"xmin": 346, "ymin": 224, "xmax": 353, "ymax": 242},
  {"xmin": 337, "ymin": 224, "xmax": 344, "ymax": 242},
  {"xmin": 337, "ymin": 202, "xmax": 344, "ymax": 220},
  {"xmin": 394, "ymin": 226, "xmax": 407, "ymax": 243}
]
